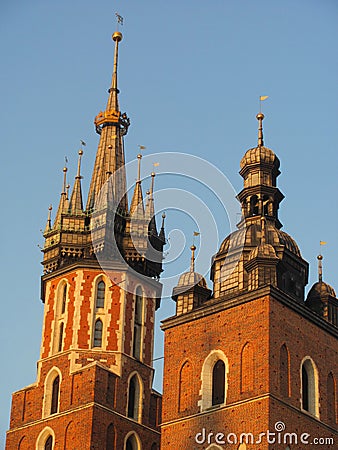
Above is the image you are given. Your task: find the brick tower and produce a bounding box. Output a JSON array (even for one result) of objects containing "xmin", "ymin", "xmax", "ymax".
[
  {"xmin": 6, "ymin": 30, "xmax": 165, "ymax": 450},
  {"xmin": 161, "ymin": 114, "xmax": 337, "ymax": 449}
]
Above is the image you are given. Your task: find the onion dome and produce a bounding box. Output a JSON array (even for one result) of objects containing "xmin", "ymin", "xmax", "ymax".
[{"xmin": 240, "ymin": 145, "xmax": 279, "ymax": 170}]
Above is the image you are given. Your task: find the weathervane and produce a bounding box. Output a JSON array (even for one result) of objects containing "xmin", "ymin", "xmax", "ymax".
[{"xmin": 115, "ymin": 12, "xmax": 124, "ymax": 28}]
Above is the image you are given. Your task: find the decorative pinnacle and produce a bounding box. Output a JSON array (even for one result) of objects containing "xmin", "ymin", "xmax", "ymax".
[
  {"xmin": 150, "ymin": 172, "xmax": 156, "ymax": 197},
  {"xmin": 256, "ymin": 112, "xmax": 265, "ymax": 147},
  {"xmin": 76, "ymin": 149, "xmax": 83, "ymax": 178},
  {"xmin": 66, "ymin": 184, "xmax": 70, "ymax": 200},
  {"xmin": 62, "ymin": 167, "xmax": 68, "ymax": 193},
  {"xmin": 317, "ymin": 254, "xmax": 323, "ymax": 283},
  {"xmin": 161, "ymin": 212, "xmax": 166, "ymax": 228},
  {"xmin": 137, "ymin": 154, "xmax": 142, "ymax": 182},
  {"xmin": 190, "ymin": 244, "xmax": 196, "ymax": 272}
]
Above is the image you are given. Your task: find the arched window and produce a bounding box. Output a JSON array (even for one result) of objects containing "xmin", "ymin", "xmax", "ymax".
[
  {"xmin": 212, "ymin": 360, "xmax": 225, "ymax": 406},
  {"xmin": 250, "ymin": 195, "xmax": 259, "ymax": 215},
  {"xmin": 106, "ymin": 423, "xmax": 115, "ymax": 450},
  {"xmin": 133, "ymin": 287, "xmax": 143, "ymax": 360},
  {"xmin": 44, "ymin": 436, "xmax": 53, "ymax": 450},
  {"xmin": 241, "ymin": 342, "xmax": 254, "ymax": 393},
  {"xmin": 327, "ymin": 372, "xmax": 336, "ymax": 425},
  {"xmin": 50, "ymin": 375, "xmax": 60, "ymax": 414},
  {"xmin": 127, "ymin": 374, "xmax": 141, "ymax": 421},
  {"xmin": 150, "ymin": 444, "xmax": 158, "ymax": 450},
  {"xmin": 179, "ymin": 360, "xmax": 193, "ymax": 412},
  {"xmin": 93, "ymin": 319, "xmax": 103, "ymax": 347},
  {"xmin": 199, "ymin": 350, "xmax": 228, "ymax": 411},
  {"xmin": 125, "ymin": 434, "xmax": 140, "ymax": 450},
  {"xmin": 61, "ymin": 284, "xmax": 67, "ymax": 314},
  {"xmin": 96, "ymin": 280, "xmax": 105, "ymax": 308},
  {"xmin": 301, "ymin": 358, "xmax": 319, "ymax": 417},
  {"xmin": 58, "ymin": 322, "xmax": 64, "ymax": 352},
  {"xmin": 279, "ymin": 344, "xmax": 290, "ymax": 397}
]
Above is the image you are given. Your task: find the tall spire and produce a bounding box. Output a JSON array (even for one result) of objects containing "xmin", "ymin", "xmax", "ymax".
[
  {"xmin": 87, "ymin": 28, "xmax": 129, "ymax": 213},
  {"xmin": 190, "ymin": 244, "xmax": 196, "ymax": 272},
  {"xmin": 257, "ymin": 112, "xmax": 264, "ymax": 147},
  {"xmin": 54, "ymin": 167, "xmax": 69, "ymax": 228},
  {"xmin": 130, "ymin": 154, "xmax": 144, "ymax": 215},
  {"xmin": 317, "ymin": 254, "xmax": 323, "ymax": 283},
  {"xmin": 69, "ymin": 149, "xmax": 84, "ymax": 214},
  {"xmin": 146, "ymin": 172, "xmax": 157, "ymax": 235},
  {"xmin": 44, "ymin": 205, "xmax": 52, "ymax": 234}
]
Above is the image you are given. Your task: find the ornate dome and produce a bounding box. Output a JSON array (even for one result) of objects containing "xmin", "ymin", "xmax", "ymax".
[
  {"xmin": 240, "ymin": 146, "xmax": 280, "ymax": 169},
  {"xmin": 307, "ymin": 281, "xmax": 336, "ymax": 300},
  {"xmin": 177, "ymin": 271, "xmax": 208, "ymax": 289},
  {"xmin": 217, "ymin": 225, "xmax": 301, "ymax": 258}
]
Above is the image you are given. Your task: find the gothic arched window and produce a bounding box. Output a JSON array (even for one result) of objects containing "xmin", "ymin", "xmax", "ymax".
[
  {"xmin": 327, "ymin": 372, "xmax": 336, "ymax": 425},
  {"xmin": 58, "ymin": 322, "xmax": 64, "ymax": 352},
  {"xmin": 212, "ymin": 360, "xmax": 225, "ymax": 406},
  {"xmin": 125, "ymin": 434, "xmax": 139, "ymax": 450},
  {"xmin": 133, "ymin": 287, "xmax": 143, "ymax": 360},
  {"xmin": 50, "ymin": 376, "xmax": 60, "ymax": 415},
  {"xmin": 106, "ymin": 423, "xmax": 115, "ymax": 450},
  {"xmin": 127, "ymin": 374, "xmax": 141, "ymax": 421},
  {"xmin": 44, "ymin": 436, "xmax": 53, "ymax": 450},
  {"xmin": 301, "ymin": 358, "xmax": 319, "ymax": 416},
  {"xmin": 96, "ymin": 280, "xmax": 105, "ymax": 308},
  {"xmin": 93, "ymin": 319, "xmax": 103, "ymax": 347},
  {"xmin": 279, "ymin": 344, "xmax": 290, "ymax": 397},
  {"xmin": 61, "ymin": 284, "xmax": 67, "ymax": 314}
]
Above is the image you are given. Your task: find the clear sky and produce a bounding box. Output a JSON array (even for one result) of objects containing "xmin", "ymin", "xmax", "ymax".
[{"xmin": 1, "ymin": 0, "xmax": 337, "ymax": 445}]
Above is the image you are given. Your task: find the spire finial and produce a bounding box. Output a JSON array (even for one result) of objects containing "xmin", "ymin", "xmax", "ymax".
[
  {"xmin": 66, "ymin": 184, "xmax": 70, "ymax": 200},
  {"xmin": 150, "ymin": 172, "xmax": 156, "ymax": 198},
  {"xmin": 44, "ymin": 204, "xmax": 52, "ymax": 233},
  {"xmin": 161, "ymin": 212, "xmax": 166, "ymax": 228},
  {"xmin": 109, "ymin": 27, "xmax": 123, "ymax": 111},
  {"xmin": 62, "ymin": 166, "xmax": 68, "ymax": 193},
  {"xmin": 317, "ymin": 254, "xmax": 323, "ymax": 283},
  {"xmin": 76, "ymin": 149, "xmax": 83, "ymax": 179},
  {"xmin": 137, "ymin": 153, "xmax": 142, "ymax": 182},
  {"xmin": 190, "ymin": 244, "xmax": 196, "ymax": 272},
  {"xmin": 256, "ymin": 112, "xmax": 265, "ymax": 147}
]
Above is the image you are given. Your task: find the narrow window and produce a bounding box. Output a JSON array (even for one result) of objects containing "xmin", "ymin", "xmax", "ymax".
[
  {"xmin": 133, "ymin": 287, "xmax": 143, "ymax": 360},
  {"xmin": 106, "ymin": 423, "xmax": 115, "ymax": 450},
  {"xmin": 61, "ymin": 285, "xmax": 67, "ymax": 314},
  {"xmin": 58, "ymin": 322, "xmax": 64, "ymax": 352},
  {"xmin": 126, "ymin": 435, "xmax": 138, "ymax": 450},
  {"xmin": 279, "ymin": 344, "xmax": 290, "ymax": 397},
  {"xmin": 50, "ymin": 376, "xmax": 60, "ymax": 414},
  {"xmin": 96, "ymin": 280, "xmax": 105, "ymax": 308},
  {"xmin": 93, "ymin": 319, "xmax": 103, "ymax": 347},
  {"xmin": 128, "ymin": 375, "xmax": 140, "ymax": 420},
  {"xmin": 212, "ymin": 360, "xmax": 225, "ymax": 406},
  {"xmin": 45, "ymin": 436, "xmax": 53, "ymax": 450},
  {"xmin": 301, "ymin": 358, "xmax": 318, "ymax": 416},
  {"xmin": 179, "ymin": 360, "xmax": 193, "ymax": 412},
  {"xmin": 327, "ymin": 372, "xmax": 336, "ymax": 425},
  {"xmin": 302, "ymin": 365, "xmax": 309, "ymax": 411}
]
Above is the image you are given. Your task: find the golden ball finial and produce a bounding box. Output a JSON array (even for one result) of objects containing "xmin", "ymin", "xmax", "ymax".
[
  {"xmin": 137, "ymin": 154, "xmax": 142, "ymax": 159},
  {"xmin": 190, "ymin": 245, "xmax": 196, "ymax": 251},
  {"xmin": 151, "ymin": 172, "xmax": 156, "ymax": 177},
  {"xmin": 256, "ymin": 112, "xmax": 265, "ymax": 121},
  {"xmin": 162, "ymin": 212, "xmax": 166, "ymax": 219},
  {"xmin": 108, "ymin": 145, "xmax": 113, "ymax": 149},
  {"xmin": 48, "ymin": 205, "xmax": 52, "ymax": 211},
  {"xmin": 78, "ymin": 149, "xmax": 83, "ymax": 156},
  {"xmin": 63, "ymin": 167, "xmax": 68, "ymax": 172},
  {"xmin": 112, "ymin": 31, "xmax": 123, "ymax": 42},
  {"xmin": 317, "ymin": 254, "xmax": 323, "ymax": 260}
]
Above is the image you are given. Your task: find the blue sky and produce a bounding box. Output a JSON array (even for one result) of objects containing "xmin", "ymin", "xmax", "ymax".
[{"xmin": 1, "ymin": 0, "xmax": 338, "ymax": 445}]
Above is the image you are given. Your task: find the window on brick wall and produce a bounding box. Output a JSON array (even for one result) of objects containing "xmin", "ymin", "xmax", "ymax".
[
  {"xmin": 125, "ymin": 433, "xmax": 140, "ymax": 450},
  {"xmin": 58, "ymin": 322, "xmax": 64, "ymax": 352},
  {"xmin": 44, "ymin": 436, "xmax": 53, "ymax": 450},
  {"xmin": 93, "ymin": 319, "xmax": 103, "ymax": 347},
  {"xmin": 61, "ymin": 284, "xmax": 67, "ymax": 314},
  {"xmin": 133, "ymin": 286, "xmax": 144, "ymax": 360},
  {"xmin": 96, "ymin": 280, "xmax": 105, "ymax": 308},
  {"xmin": 327, "ymin": 372, "xmax": 336, "ymax": 425},
  {"xmin": 50, "ymin": 376, "xmax": 60, "ymax": 414},
  {"xmin": 106, "ymin": 423, "xmax": 115, "ymax": 450},
  {"xmin": 212, "ymin": 360, "xmax": 225, "ymax": 406},
  {"xmin": 279, "ymin": 344, "xmax": 290, "ymax": 397},
  {"xmin": 301, "ymin": 357, "xmax": 319, "ymax": 417},
  {"xmin": 127, "ymin": 374, "xmax": 142, "ymax": 421}
]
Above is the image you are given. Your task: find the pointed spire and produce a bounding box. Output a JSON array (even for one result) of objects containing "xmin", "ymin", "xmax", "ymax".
[
  {"xmin": 190, "ymin": 244, "xmax": 196, "ymax": 272},
  {"xmin": 54, "ymin": 167, "xmax": 69, "ymax": 228},
  {"xmin": 69, "ymin": 149, "xmax": 84, "ymax": 214},
  {"xmin": 317, "ymin": 254, "xmax": 323, "ymax": 283},
  {"xmin": 146, "ymin": 172, "xmax": 157, "ymax": 235},
  {"xmin": 107, "ymin": 31, "xmax": 122, "ymax": 112},
  {"xmin": 159, "ymin": 212, "xmax": 166, "ymax": 243},
  {"xmin": 256, "ymin": 112, "xmax": 264, "ymax": 147},
  {"xmin": 44, "ymin": 205, "xmax": 52, "ymax": 234},
  {"xmin": 130, "ymin": 154, "xmax": 144, "ymax": 216}
]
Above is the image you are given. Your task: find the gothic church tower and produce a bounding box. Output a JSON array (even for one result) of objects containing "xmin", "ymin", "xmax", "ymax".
[{"xmin": 6, "ymin": 30, "xmax": 165, "ymax": 450}]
